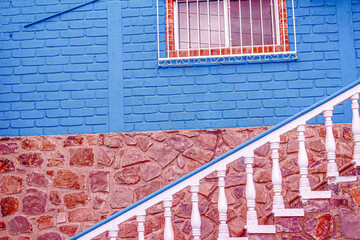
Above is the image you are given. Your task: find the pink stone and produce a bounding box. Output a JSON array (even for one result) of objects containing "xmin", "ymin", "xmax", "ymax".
[
  {"xmin": 342, "ymin": 127, "xmax": 353, "ymax": 141},
  {"xmin": 276, "ymin": 217, "xmax": 302, "ymax": 233},
  {"xmin": 228, "ymin": 217, "xmax": 245, "ymax": 236},
  {"xmin": 200, "ymin": 218, "xmax": 214, "ymax": 239},
  {"xmin": 68, "ymin": 208, "xmax": 93, "ymax": 222},
  {"xmin": 49, "ymin": 191, "xmax": 61, "ymax": 205},
  {"xmin": 0, "ymin": 175, "xmax": 23, "ymax": 194},
  {"xmin": 162, "ymin": 165, "xmax": 183, "ymax": 184},
  {"xmin": 59, "ymin": 224, "xmax": 79, "ymax": 236},
  {"xmin": 350, "ymin": 186, "xmax": 360, "ymax": 207},
  {"xmin": 254, "ymin": 143, "xmax": 270, "ymax": 157},
  {"xmin": 176, "ymin": 154, "xmax": 187, "ymax": 169},
  {"xmin": 97, "ymin": 149, "xmax": 115, "ymax": 166},
  {"xmin": 41, "ymin": 137, "xmax": 57, "ymax": 151},
  {"xmin": 37, "ymin": 232, "xmax": 62, "ymax": 240},
  {"xmin": 0, "ymin": 143, "xmax": 18, "ymax": 154},
  {"xmin": 54, "ymin": 170, "xmax": 86, "ymax": 189},
  {"xmin": 183, "ymin": 147, "xmax": 213, "ymax": 163},
  {"xmin": 307, "ymin": 139, "xmax": 325, "ymax": 152},
  {"xmin": 147, "ymin": 143, "xmax": 179, "ymax": 168},
  {"xmin": 254, "ymin": 169, "xmax": 271, "ymax": 183},
  {"xmin": 26, "ymin": 171, "xmax": 49, "ymax": 187},
  {"xmin": 36, "ymin": 215, "xmax": 55, "ymax": 230},
  {"xmin": 287, "ymin": 138, "xmax": 298, "ymax": 153},
  {"xmin": 125, "ymin": 136, "xmax": 137, "ymax": 146},
  {"xmin": 304, "ymin": 214, "xmax": 332, "ymax": 240},
  {"xmin": 8, "ymin": 216, "xmax": 32, "ymax": 235},
  {"xmin": 304, "ymin": 200, "xmax": 329, "ymax": 213},
  {"xmin": 144, "ymin": 213, "xmax": 164, "ymax": 235},
  {"xmin": 114, "ymin": 166, "xmax": 141, "ymax": 184},
  {"xmin": 340, "ymin": 209, "xmax": 360, "ymax": 239},
  {"xmin": 139, "ymin": 162, "xmax": 162, "ymax": 182},
  {"xmin": 64, "ymin": 192, "xmax": 89, "ymax": 209},
  {"xmin": 17, "ymin": 152, "xmax": 43, "ymax": 167},
  {"xmin": 1, "ymin": 196, "xmax": 19, "ymax": 216},
  {"xmin": 90, "ymin": 171, "xmax": 110, "ymax": 192},
  {"xmin": 93, "ymin": 196, "xmax": 106, "ymax": 210},
  {"xmin": 197, "ymin": 133, "xmax": 217, "ymax": 151},
  {"xmin": 225, "ymin": 172, "xmax": 246, "ymax": 187},
  {"xmin": 110, "ymin": 186, "xmax": 134, "ymax": 208},
  {"xmin": 118, "ymin": 220, "xmax": 137, "ymax": 238},
  {"xmin": 22, "ymin": 189, "xmax": 47, "ymax": 215},
  {"xmin": 0, "ymin": 221, "xmax": 5, "ymax": 231},
  {"xmin": 122, "ymin": 147, "xmax": 151, "ymax": 167},
  {"xmin": 214, "ymin": 144, "xmax": 231, "ymax": 158},
  {"xmin": 152, "ymin": 133, "xmax": 168, "ymax": 142},
  {"xmin": 336, "ymin": 142, "xmax": 353, "ymax": 160},
  {"xmin": 105, "ymin": 136, "xmax": 123, "ymax": 148},
  {"xmin": 136, "ymin": 135, "xmax": 152, "ymax": 151},
  {"xmin": 21, "ymin": 139, "xmax": 40, "ymax": 150},
  {"xmin": 165, "ymin": 136, "xmax": 193, "ymax": 152},
  {"xmin": 69, "ymin": 148, "xmax": 94, "ymax": 166},
  {"xmin": 63, "ymin": 135, "xmax": 84, "ymax": 147},
  {"xmin": 232, "ymin": 186, "xmax": 243, "ymax": 198},
  {"xmin": 0, "ymin": 158, "xmax": 15, "ymax": 173},
  {"xmin": 222, "ymin": 130, "xmax": 248, "ymax": 148},
  {"xmin": 46, "ymin": 151, "xmax": 65, "ymax": 167},
  {"xmin": 135, "ymin": 180, "xmax": 162, "ymax": 201}
]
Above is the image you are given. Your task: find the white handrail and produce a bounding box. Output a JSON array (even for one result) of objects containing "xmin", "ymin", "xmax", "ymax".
[{"xmin": 71, "ymin": 79, "xmax": 360, "ymax": 240}]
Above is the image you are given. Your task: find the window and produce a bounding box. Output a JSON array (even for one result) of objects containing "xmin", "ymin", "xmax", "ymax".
[{"xmin": 165, "ymin": 0, "xmax": 290, "ymax": 58}]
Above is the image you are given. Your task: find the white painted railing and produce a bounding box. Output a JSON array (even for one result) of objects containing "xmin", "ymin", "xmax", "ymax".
[{"xmin": 70, "ymin": 79, "xmax": 360, "ymax": 240}]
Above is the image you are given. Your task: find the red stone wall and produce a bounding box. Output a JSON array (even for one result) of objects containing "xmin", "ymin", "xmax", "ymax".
[{"xmin": 0, "ymin": 124, "xmax": 360, "ymax": 240}]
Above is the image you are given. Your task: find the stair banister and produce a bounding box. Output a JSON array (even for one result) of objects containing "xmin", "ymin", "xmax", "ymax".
[
  {"xmin": 70, "ymin": 79, "xmax": 360, "ymax": 240},
  {"xmin": 351, "ymin": 93, "xmax": 360, "ymax": 166}
]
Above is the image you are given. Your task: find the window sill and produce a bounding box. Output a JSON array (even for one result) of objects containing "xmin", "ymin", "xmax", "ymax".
[{"xmin": 158, "ymin": 51, "xmax": 297, "ymax": 67}]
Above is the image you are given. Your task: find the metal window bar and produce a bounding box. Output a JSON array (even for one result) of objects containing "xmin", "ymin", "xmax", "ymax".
[
  {"xmin": 270, "ymin": 0, "xmax": 275, "ymax": 53},
  {"xmin": 239, "ymin": 0, "xmax": 243, "ymax": 54},
  {"xmin": 259, "ymin": 0, "xmax": 264, "ymax": 52},
  {"xmin": 207, "ymin": 0, "xmax": 211, "ymax": 56},
  {"xmin": 249, "ymin": 0, "xmax": 254, "ymax": 53},
  {"xmin": 218, "ymin": 0, "xmax": 222, "ymax": 54},
  {"xmin": 158, "ymin": 0, "xmax": 297, "ymax": 65}
]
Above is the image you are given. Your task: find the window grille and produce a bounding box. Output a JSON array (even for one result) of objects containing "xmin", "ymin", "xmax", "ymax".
[{"xmin": 157, "ymin": 0, "xmax": 297, "ymax": 66}]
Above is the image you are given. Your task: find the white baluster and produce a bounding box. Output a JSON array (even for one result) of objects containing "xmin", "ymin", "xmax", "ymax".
[
  {"xmin": 190, "ymin": 182, "xmax": 201, "ymax": 240},
  {"xmin": 217, "ymin": 165, "xmax": 229, "ymax": 239},
  {"xmin": 108, "ymin": 224, "xmax": 119, "ymax": 240},
  {"xmin": 298, "ymin": 123, "xmax": 331, "ymax": 200},
  {"xmin": 245, "ymin": 152, "xmax": 275, "ymax": 233},
  {"xmin": 271, "ymin": 137, "xmax": 304, "ymax": 217},
  {"xmin": 324, "ymin": 108, "xmax": 339, "ymax": 178},
  {"xmin": 163, "ymin": 196, "xmax": 174, "ymax": 240},
  {"xmin": 297, "ymin": 124, "xmax": 311, "ymax": 194},
  {"xmin": 136, "ymin": 210, "xmax": 146, "ymax": 240},
  {"xmin": 351, "ymin": 93, "xmax": 360, "ymax": 167},
  {"xmin": 271, "ymin": 136, "xmax": 285, "ymax": 210},
  {"xmin": 245, "ymin": 153, "xmax": 257, "ymax": 227}
]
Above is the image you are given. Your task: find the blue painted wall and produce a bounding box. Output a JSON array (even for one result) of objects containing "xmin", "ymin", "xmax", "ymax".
[{"xmin": 0, "ymin": 0, "xmax": 359, "ymax": 136}]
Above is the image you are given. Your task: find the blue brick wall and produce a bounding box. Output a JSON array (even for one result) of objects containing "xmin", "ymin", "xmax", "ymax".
[
  {"xmin": 0, "ymin": 0, "xmax": 359, "ymax": 136},
  {"xmin": 0, "ymin": 0, "xmax": 108, "ymax": 136},
  {"xmin": 121, "ymin": 0, "xmax": 348, "ymax": 132}
]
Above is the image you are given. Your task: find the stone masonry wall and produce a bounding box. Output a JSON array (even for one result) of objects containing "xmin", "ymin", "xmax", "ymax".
[{"xmin": 0, "ymin": 124, "xmax": 360, "ymax": 239}]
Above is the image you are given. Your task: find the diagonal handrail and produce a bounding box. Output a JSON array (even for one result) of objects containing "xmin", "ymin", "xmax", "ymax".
[{"xmin": 70, "ymin": 78, "xmax": 360, "ymax": 240}]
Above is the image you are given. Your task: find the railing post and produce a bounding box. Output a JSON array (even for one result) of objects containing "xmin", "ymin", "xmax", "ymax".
[
  {"xmin": 298, "ymin": 123, "xmax": 331, "ymax": 200},
  {"xmin": 271, "ymin": 136, "xmax": 304, "ymax": 217},
  {"xmin": 270, "ymin": 136, "xmax": 285, "ymax": 210},
  {"xmin": 245, "ymin": 152, "xmax": 258, "ymax": 226},
  {"xmin": 323, "ymin": 108, "xmax": 339, "ymax": 178},
  {"xmin": 351, "ymin": 93, "xmax": 360, "ymax": 167},
  {"xmin": 107, "ymin": 224, "xmax": 119, "ymax": 240},
  {"xmin": 297, "ymin": 124, "xmax": 311, "ymax": 194},
  {"xmin": 163, "ymin": 195, "xmax": 174, "ymax": 240},
  {"xmin": 217, "ymin": 165, "xmax": 229, "ymax": 239},
  {"xmin": 190, "ymin": 182, "xmax": 201, "ymax": 240},
  {"xmin": 136, "ymin": 210, "xmax": 146, "ymax": 240}
]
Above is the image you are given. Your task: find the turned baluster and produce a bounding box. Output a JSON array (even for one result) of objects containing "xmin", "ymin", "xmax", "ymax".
[
  {"xmin": 136, "ymin": 210, "xmax": 146, "ymax": 240},
  {"xmin": 108, "ymin": 225, "xmax": 119, "ymax": 240},
  {"xmin": 217, "ymin": 165, "xmax": 229, "ymax": 238},
  {"xmin": 297, "ymin": 124, "xmax": 311, "ymax": 194},
  {"xmin": 163, "ymin": 196, "xmax": 174, "ymax": 240},
  {"xmin": 245, "ymin": 152, "xmax": 258, "ymax": 226},
  {"xmin": 190, "ymin": 183, "xmax": 201, "ymax": 240},
  {"xmin": 324, "ymin": 109, "xmax": 339, "ymax": 177},
  {"xmin": 351, "ymin": 94, "xmax": 360, "ymax": 166},
  {"xmin": 270, "ymin": 136, "xmax": 285, "ymax": 210}
]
